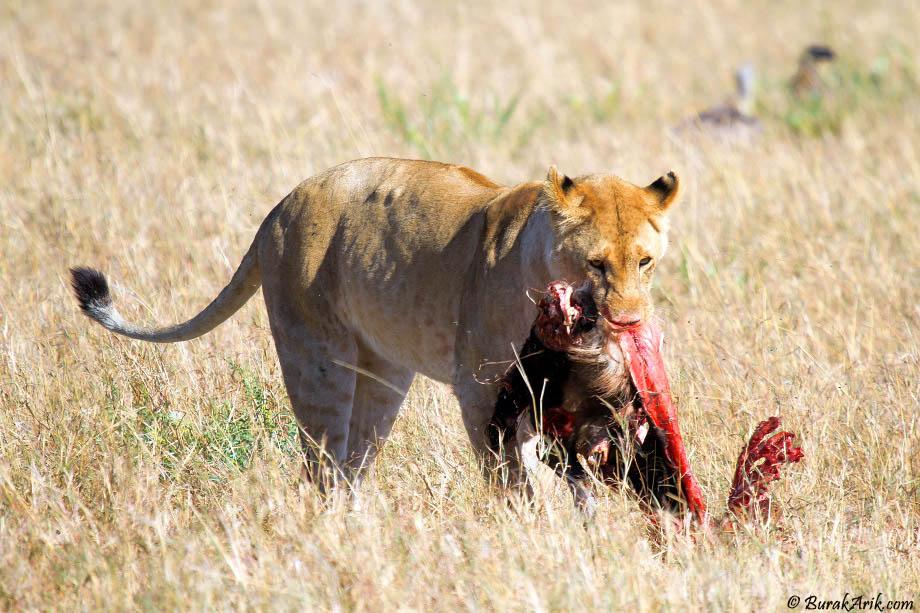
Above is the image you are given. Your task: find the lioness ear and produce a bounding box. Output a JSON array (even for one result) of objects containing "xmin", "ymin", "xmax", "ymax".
[
  {"xmin": 543, "ymin": 165, "xmax": 577, "ymax": 206},
  {"xmin": 646, "ymin": 171, "xmax": 680, "ymax": 211}
]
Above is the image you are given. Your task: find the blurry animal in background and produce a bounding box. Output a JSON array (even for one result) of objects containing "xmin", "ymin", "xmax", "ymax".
[
  {"xmin": 673, "ymin": 63, "xmax": 762, "ymax": 143},
  {"xmin": 789, "ymin": 44, "xmax": 837, "ymax": 98}
]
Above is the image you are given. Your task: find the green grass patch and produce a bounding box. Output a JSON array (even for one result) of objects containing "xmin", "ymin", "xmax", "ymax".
[
  {"xmin": 104, "ymin": 362, "xmax": 298, "ymax": 482},
  {"xmin": 376, "ymin": 72, "xmax": 526, "ymax": 157}
]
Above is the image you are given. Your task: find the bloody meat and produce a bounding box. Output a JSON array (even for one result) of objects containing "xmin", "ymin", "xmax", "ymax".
[{"xmin": 488, "ymin": 281, "xmax": 803, "ymax": 527}]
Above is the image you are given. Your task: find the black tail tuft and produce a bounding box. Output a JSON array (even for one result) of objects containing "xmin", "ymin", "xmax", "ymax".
[{"xmin": 70, "ymin": 267, "xmax": 112, "ymax": 315}]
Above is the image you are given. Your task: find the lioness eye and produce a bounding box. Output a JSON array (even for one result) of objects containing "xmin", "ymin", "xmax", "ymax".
[
  {"xmin": 588, "ymin": 259, "xmax": 604, "ymax": 271},
  {"xmin": 639, "ymin": 257, "xmax": 653, "ymax": 268}
]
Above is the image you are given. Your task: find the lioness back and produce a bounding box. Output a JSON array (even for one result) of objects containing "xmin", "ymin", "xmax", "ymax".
[{"xmin": 257, "ymin": 158, "xmax": 521, "ymax": 381}]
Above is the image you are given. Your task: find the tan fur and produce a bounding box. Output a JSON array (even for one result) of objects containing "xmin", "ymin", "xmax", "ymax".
[{"xmin": 73, "ymin": 157, "xmax": 679, "ymax": 486}]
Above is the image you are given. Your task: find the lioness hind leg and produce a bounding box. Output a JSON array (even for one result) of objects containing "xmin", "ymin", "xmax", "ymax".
[
  {"xmin": 345, "ymin": 342, "xmax": 415, "ymax": 475},
  {"xmin": 266, "ymin": 313, "xmax": 358, "ymax": 491}
]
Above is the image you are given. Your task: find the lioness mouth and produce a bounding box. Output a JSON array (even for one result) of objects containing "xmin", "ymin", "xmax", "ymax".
[{"xmin": 489, "ymin": 281, "xmax": 804, "ymax": 529}]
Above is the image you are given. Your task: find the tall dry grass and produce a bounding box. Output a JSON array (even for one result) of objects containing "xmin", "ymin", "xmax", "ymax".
[{"xmin": 1, "ymin": 0, "xmax": 918, "ymax": 610}]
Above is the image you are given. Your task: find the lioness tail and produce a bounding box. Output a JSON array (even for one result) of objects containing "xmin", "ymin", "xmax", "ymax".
[{"xmin": 70, "ymin": 239, "xmax": 261, "ymax": 343}]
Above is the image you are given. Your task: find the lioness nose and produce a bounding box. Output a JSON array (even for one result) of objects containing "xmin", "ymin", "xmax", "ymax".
[{"xmin": 608, "ymin": 311, "xmax": 642, "ymax": 328}]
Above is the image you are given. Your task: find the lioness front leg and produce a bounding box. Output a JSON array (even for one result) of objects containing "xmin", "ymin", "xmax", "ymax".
[
  {"xmin": 453, "ymin": 378, "xmax": 537, "ymax": 494},
  {"xmin": 457, "ymin": 377, "xmax": 596, "ymax": 513}
]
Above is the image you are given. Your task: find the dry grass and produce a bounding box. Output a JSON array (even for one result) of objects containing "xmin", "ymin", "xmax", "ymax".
[{"xmin": 2, "ymin": 0, "xmax": 919, "ymax": 610}]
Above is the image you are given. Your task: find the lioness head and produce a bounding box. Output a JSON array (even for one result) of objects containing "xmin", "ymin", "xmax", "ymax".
[{"xmin": 541, "ymin": 167, "xmax": 680, "ymax": 327}]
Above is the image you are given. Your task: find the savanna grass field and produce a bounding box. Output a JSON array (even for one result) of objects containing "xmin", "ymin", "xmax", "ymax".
[{"xmin": 2, "ymin": 0, "xmax": 919, "ymax": 610}]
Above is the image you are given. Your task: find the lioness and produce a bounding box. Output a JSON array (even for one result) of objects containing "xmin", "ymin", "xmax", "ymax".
[{"xmin": 71, "ymin": 158, "xmax": 679, "ymax": 488}]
